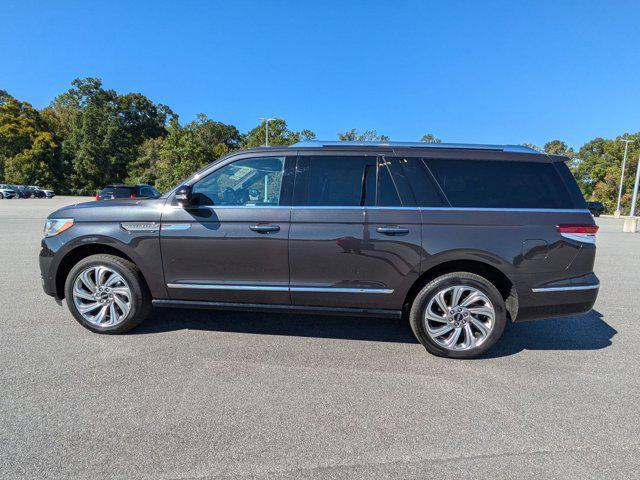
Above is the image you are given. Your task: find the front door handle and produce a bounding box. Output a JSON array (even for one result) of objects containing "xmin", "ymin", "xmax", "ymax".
[
  {"xmin": 250, "ymin": 224, "xmax": 281, "ymax": 233},
  {"xmin": 376, "ymin": 226, "xmax": 410, "ymax": 235}
]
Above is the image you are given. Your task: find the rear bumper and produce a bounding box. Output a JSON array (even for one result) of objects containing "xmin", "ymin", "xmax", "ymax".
[{"xmin": 514, "ymin": 273, "xmax": 599, "ymax": 322}]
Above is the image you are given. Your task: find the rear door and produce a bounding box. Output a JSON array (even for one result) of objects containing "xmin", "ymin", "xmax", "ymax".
[
  {"xmin": 288, "ymin": 153, "xmax": 422, "ymax": 311},
  {"xmin": 160, "ymin": 155, "xmax": 294, "ymax": 305}
]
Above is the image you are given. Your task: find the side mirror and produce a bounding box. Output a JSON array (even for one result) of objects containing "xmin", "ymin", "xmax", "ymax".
[{"xmin": 174, "ymin": 185, "xmax": 192, "ymax": 207}]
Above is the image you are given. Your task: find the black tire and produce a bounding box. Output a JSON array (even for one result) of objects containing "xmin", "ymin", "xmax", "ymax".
[
  {"xmin": 409, "ymin": 272, "xmax": 507, "ymax": 359},
  {"xmin": 0, "ymin": 193, "xmax": 4, "ymax": 199},
  {"xmin": 64, "ymin": 254, "xmax": 151, "ymax": 334}
]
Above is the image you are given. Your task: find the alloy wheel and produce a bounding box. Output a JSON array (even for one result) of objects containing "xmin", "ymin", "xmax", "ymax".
[
  {"xmin": 72, "ymin": 266, "xmax": 132, "ymax": 327},
  {"xmin": 423, "ymin": 285, "xmax": 495, "ymax": 351}
]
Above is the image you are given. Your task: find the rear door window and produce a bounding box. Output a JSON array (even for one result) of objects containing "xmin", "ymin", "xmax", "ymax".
[
  {"xmin": 425, "ymin": 159, "xmax": 575, "ymax": 209},
  {"xmin": 305, "ymin": 156, "xmax": 376, "ymax": 206},
  {"xmin": 301, "ymin": 156, "xmax": 414, "ymax": 207}
]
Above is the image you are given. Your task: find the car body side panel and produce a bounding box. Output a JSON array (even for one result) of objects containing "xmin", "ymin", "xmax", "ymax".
[
  {"xmin": 160, "ymin": 206, "xmax": 291, "ymax": 304},
  {"xmin": 288, "ymin": 208, "xmax": 421, "ymax": 309},
  {"xmin": 419, "ymin": 208, "xmax": 597, "ymax": 320}
]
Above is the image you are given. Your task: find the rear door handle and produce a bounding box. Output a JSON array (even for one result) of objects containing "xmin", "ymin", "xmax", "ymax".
[
  {"xmin": 250, "ymin": 224, "xmax": 281, "ymax": 233},
  {"xmin": 376, "ymin": 226, "xmax": 410, "ymax": 235}
]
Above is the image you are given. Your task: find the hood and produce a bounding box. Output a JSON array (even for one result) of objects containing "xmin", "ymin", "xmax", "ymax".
[{"xmin": 48, "ymin": 198, "xmax": 168, "ymax": 223}]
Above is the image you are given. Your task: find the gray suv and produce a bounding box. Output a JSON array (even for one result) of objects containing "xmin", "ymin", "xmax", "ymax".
[{"xmin": 39, "ymin": 141, "xmax": 599, "ymax": 358}]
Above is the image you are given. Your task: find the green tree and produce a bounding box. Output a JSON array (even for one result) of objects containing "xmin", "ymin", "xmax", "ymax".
[
  {"xmin": 243, "ymin": 118, "xmax": 315, "ymax": 148},
  {"xmin": 420, "ymin": 133, "xmax": 442, "ymax": 143},
  {"xmin": 47, "ymin": 78, "xmax": 174, "ymax": 193},
  {"xmin": 0, "ymin": 90, "xmax": 62, "ymax": 187},
  {"xmin": 521, "ymin": 143, "xmax": 542, "ymax": 152},
  {"xmin": 127, "ymin": 137, "xmax": 165, "ymax": 185},
  {"xmin": 153, "ymin": 115, "xmax": 244, "ymax": 191},
  {"xmin": 573, "ymin": 134, "xmax": 640, "ymax": 213},
  {"xmin": 543, "ymin": 140, "xmax": 574, "ymax": 157},
  {"xmin": 337, "ymin": 129, "xmax": 389, "ymax": 142}
]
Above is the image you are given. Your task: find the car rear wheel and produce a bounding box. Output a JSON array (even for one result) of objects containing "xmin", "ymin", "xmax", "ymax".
[
  {"xmin": 0, "ymin": 193, "xmax": 4, "ymax": 199},
  {"xmin": 409, "ymin": 272, "xmax": 507, "ymax": 359},
  {"xmin": 65, "ymin": 254, "xmax": 151, "ymax": 334}
]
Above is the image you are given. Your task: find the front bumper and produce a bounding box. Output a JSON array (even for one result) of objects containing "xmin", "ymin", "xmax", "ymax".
[{"xmin": 39, "ymin": 239, "xmax": 59, "ymax": 299}]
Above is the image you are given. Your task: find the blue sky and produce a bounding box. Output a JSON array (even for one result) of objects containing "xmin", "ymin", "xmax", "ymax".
[{"xmin": 2, "ymin": 0, "xmax": 639, "ymax": 148}]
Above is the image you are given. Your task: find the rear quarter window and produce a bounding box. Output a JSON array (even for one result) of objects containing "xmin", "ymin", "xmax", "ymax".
[{"xmin": 425, "ymin": 159, "xmax": 576, "ymax": 209}]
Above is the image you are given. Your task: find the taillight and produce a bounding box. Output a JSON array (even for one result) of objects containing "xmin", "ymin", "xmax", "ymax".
[
  {"xmin": 130, "ymin": 193, "xmax": 136, "ymax": 198},
  {"xmin": 557, "ymin": 224, "xmax": 598, "ymax": 243},
  {"xmin": 95, "ymin": 192, "xmax": 99, "ymax": 201}
]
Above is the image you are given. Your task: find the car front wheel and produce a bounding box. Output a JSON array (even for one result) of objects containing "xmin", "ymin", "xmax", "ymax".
[
  {"xmin": 64, "ymin": 254, "xmax": 151, "ymax": 334},
  {"xmin": 409, "ymin": 272, "xmax": 507, "ymax": 359}
]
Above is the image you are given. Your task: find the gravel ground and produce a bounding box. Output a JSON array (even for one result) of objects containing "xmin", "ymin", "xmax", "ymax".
[{"xmin": 1, "ymin": 197, "xmax": 639, "ymax": 479}]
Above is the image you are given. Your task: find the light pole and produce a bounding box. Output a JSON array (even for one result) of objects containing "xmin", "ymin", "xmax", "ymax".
[
  {"xmin": 259, "ymin": 117, "xmax": 276, "ymax": 146},
  {"xmin": 630, "ymin": 154, "xmax": 640, "ymax": 218},
  {"xmin": 615, "ymin": 139, "xmax": 634, "ymax": 217}
]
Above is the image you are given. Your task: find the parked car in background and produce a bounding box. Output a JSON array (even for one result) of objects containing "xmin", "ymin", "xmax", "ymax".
[
  {"xmin": 587, "ymin": 201, "xmax": 604, "ymax": 217},
  {"xmin": 11, "ymin": 185, "xmax": 31, "ymax": 198},
  {"xmin": 41, "ymin": 188, "xmax": 55, "ymax": 198},
  {"xmin": 0, "ymin": 184, "xmax": 16, "ymax": 199},
  {"xmin": 96, "ymin": 184, "xmax": 160, "ymax": 201},
  {"xmin": 40, "ymin": 141, "xmax": 599, "ymax": 359},
  {"xmin": 27, "ymin": 186, "xmax": 47, "ymax": 198}
]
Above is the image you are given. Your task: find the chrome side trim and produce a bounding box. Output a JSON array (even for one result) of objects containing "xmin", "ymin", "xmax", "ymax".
[
  {"xmin": 167, "ymin": 283, "xmax": 288, "ymax": 291},
  {"xmin": 290, "ymin": 286, "xmax": 394, "ymax": 294},
  {"xmin": 166, "ymin": 283, "xmax": 394, "ymax": 294},
  {"xmin": 162, "ymin": 224, "xmax": 192, "ymax": 231},
  {"xmin": 120, "ymin": 222, "xmax": 160, "ymax": 233},
  {"xmin": 560, "ymin": 232, "xmax": 596, "ymax": 244},
  {"xmin": 531, "ymin": 284, "xmax": 599, "ymax": 293}
]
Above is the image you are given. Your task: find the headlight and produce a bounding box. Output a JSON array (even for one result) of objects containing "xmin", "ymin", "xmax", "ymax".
[{"xmin": 43, "ymin": 218, "xmax": 74, "ymax": 237}]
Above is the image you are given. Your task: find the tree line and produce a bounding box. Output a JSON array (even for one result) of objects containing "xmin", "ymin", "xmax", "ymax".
[{"xmin": 1, "ymin": 78, "xmax": 638, "ymax": 214}]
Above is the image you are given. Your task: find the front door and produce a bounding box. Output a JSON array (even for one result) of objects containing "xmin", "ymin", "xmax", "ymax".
[
  {"xmin": 160, "ymin": 156, "xmax": 294, "ymax": 305},
  {"xmin": 289, "ymin": 154, "xmax": 422, "ymax": 311}
]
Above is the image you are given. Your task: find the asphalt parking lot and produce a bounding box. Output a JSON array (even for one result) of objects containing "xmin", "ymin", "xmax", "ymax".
[{"xmin": 1, "ymin": 197, "xmax": 639, "ymax": 479}]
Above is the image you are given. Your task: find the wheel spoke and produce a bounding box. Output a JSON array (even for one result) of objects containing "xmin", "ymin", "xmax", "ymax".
[
  {"xmin": 470, "ymin": 317, "xmax": 489, "ymax": 336},
  {"xmin": 73, "ymin": 286, "xmax": 95, "ymax": 301},
  {"xmin": 461, "ymin": 291, "xmax": 483, "ymax": 307},
  {"xmin": 80, "ymin": 270, "xmax": 96, "ymax": 293},
  {"xmin": 450, "ymin": 286, "xmax": 465, "ymax": 308},
  {"xmin": 426, "ymin": 309, "xmax": 448, "ymax": 323},
  {"xmin": 429, "ymin": 324, "xmax": 454, "ymax": 337},
  {"xmin": 105, "ymin": 274, "xmax": 124, "ymax": 287},
  {"xmin": 444, "ymin": 328, "xmax": 462, "ymax": 348},
  {"xmin": 78, "ymin": 302, "xmax": 101, "ymax": 313},
  {"xmin": 93, "ymin": 305, "xmax": 108, "ymax": 324},
  {"xmin": 462, "ymin": 324, "xmax": 476, "ymax": 349},
  {"xmin": 95, "ymin": 267, "xmax": 109, "ymax": 287},
  {"xmin": 109, "ymin": 304, "xmax": 119, "ymax": 325},
  {"xmin": 469, "ymin": 306, "xmax": 494, "ymax": 319},
  {"xmin": 111, "ymin": 287, "xmax": 130, "ymax": 298},
  {"xmin": 435, "ymin": 290, "xmax": 449, "ymax": 314},
  {"xmin": 113, "ymin": 296, "xmax": 130, "ymax": 317}
]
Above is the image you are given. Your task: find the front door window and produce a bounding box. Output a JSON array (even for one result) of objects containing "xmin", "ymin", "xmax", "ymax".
[{"xmin": 191, "ymin": 157, "xmax": 285, "ymax": 206}]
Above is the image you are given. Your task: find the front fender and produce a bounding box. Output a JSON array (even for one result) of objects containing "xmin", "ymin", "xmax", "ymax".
[{"xmin": 41, "ymin": 222, "xmax": 166, "ymax": 300}]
